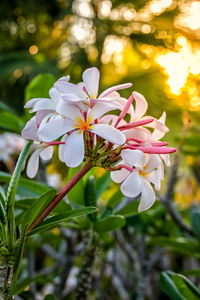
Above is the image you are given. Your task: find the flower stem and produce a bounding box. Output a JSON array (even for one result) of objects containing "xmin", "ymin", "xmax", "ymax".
[{"xmin": 28, "ymin": 161, "xmax": 93, "ymax": 232}]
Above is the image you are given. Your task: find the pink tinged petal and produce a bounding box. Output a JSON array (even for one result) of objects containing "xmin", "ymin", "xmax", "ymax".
[
  {"xmin": 99, "ymin": 83, "xmax": 132, "ymax": 98},
  {"xmin": 115, "ymin": 94, "xmax": 134, "ymax": 127},
  {"xmin": 143, "ymin": 116, "xmax": 169, "ymax": 132},
  {"xmin": 64, "ymin": 131, "xmax": 84, "ymax": 167},
  {"xmin": 27, "ymin": 149, "xmax": 41, "ymax": 178},
  {"xmin": 40, "ymin": 146, "xmax": 53, "ymax": 160},
  {"xmin": 144, "ymin": 169, "xmax": 162, "ymax": 191},
  {"xmin": 38, "ymin": 115, "xmax": 75, "ymax": 142},
  {"xmin": 133, "ymin": 92, "xmax": 148, "ymax": 120},
  {"xmin": 138, "ymin": 179, "xmax": 156, "ymax": 212},
  {"xmin": 89, "ymin": 102, "xmax": 117, "ymax": 121},
  {"xmin": 82, "ymin": 67, "xmax": 100, "ymax": 98},
  {"xmin": 58, "ymin": 134, "xmax": 68, "ymax": 162},
  {"xmin": 118, "ymin": 118, "xmax": 154, "ymax": 130},
  {"xmin": 125, "ymin": 127, "xmax": 152, "ymax": 141},
  {"xmin": 128, "ymin": 146, "xmax": 176, "ymax": 154},
  {"xmin": 21, "ymin": 116, "xmax": 40, "ymax": 142},
  {"xmin": 121, "ymin": 149, "xmax": 145, "ymax": 168},
  {"xmin": 120, "ymin": 170, "xmax": 142, "ymax": 198},
  {"xmin": 24, "ymin": 98, "xmax": 47, "ymax": 108},
  {"xmin": 111, "ymin": 168, "xmax": 130, "ymax": 183},
  {"xmin": 145, "ymin": 154, "xmax": 161, "ymax": 173},
  {"xmin": 36, "ymin": 110, "xmax": 52, "ymax": 127},
  {"xmin": 91, "ymin": 124, "xmax": 126, "ymax": 145}
]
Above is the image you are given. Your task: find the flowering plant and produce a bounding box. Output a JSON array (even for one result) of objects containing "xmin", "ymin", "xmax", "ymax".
[
  {"xmin": 22, "ymin": 67, "xmax": 175, "ymax": 212},
  {"xmin": 0, "ymin": 67, "xmax": 177, "ymax": 298}
]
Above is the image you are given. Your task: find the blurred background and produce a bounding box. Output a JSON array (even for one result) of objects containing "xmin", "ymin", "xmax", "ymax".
[{"xmin": 1, "ymin": 0, "xmax": 200, "ymax": 299}]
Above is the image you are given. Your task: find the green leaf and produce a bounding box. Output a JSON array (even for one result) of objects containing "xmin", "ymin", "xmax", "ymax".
[
  {"xmin": 160, "ymin": 271, "xmax": 200, "ymax": 300},
  {"xmin": 66, "ymin": 167, "xmax": 84, "ymax": 205},
  {"xmin": 84, "ymin": 176, "xmax": 97, "ymax": 222},
  {"xmin": 0, "ymin": 111, "xmax": 24, "ymax": 133},
  {"xmin": 107, "ymin": 189, "xmax": 124, "ymax": 209},
  {"xmin": 190, "ymin": 206, "xmax": 200, "ymax": 240},
  {"xmin": 14, "ymin": 274, "xmax": 45, "ymax": 294},
  {"xmin": 96, "ymin": 172, "xmax": 110, "ymax": 199},
  {"xmin": 94, "ymin": 215, "xmax": 126, "ymax": 234},
  {"xmin": 10, "ymin": 225, "xmax": 28, "ymax": 294},
  {"xmin": 6, "ymin": 142, "xmax": 31, "ymax": 210},
  {"xmin": 44, "ymin": 295, "xmax": 57, "ymax": 300},
  {"xmin": 0, "ymin": 171, "xmax": 51, "ymax": 195},
  {"xmin": 149, "ymin": 237, "xmax": 200, "ymax": 258},
  {"xmin": 21, "ymin": 189, "xmax": 57, "ymax": 228},
  {"xmin": 115, "ymin": 200, "xmax": 139, "ymax": 217},
  {"xmin": 0, "ymin": 101, "xmax": 15, "ymax": 114},
  {"xmin": 28, "ymin": 207, "xmax": 98, "ymax": 236},
  {"xmin": 182, "ymin": 269, "xmax": 200, "ymax": 277},
  {"xmin": 25, "ymin": 73, "xmax": 56, "ymax": 102}
]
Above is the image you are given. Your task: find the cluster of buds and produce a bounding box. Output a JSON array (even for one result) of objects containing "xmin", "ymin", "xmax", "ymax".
[{"xmin": 22, "ymin": 67, "xmax": 176, "ymax": 212}]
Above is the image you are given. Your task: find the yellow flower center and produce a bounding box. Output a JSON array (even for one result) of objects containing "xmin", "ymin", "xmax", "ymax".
[{"xmin": 74, "ymin": 116, "xmax": 93, "ymax": 134}]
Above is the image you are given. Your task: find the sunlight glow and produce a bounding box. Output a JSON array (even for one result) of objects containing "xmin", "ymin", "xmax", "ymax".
[{"xmin": 156, "ymin": 37, "xmax": 200, "ymax": 97}]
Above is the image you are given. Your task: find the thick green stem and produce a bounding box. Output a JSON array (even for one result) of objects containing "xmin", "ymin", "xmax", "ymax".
[
  {"xmin": 75, "ymin": 231, "xmax": 97, "ymax": 300},
  {"xmin": 0, "ymin": 260, "xmax": 14, "ymax": 300}
]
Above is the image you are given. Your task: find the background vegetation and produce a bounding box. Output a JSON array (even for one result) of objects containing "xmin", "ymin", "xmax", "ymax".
[{"xmin": 0, "ymin": 0, "xmax": 200, "ymax": 299}]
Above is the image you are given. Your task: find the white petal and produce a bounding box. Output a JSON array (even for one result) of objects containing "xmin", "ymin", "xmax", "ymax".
[
  {"xmin": 40, "ymin": 146, "xmax": 53, "ymax": 160},
  {"xmin": 21, "ymin": 116, "xmax": 40, "ymax": 142},
  {"xmin": 111, "ymin": 167, "xmax": 130, "ymax": 183},
  {"xmin": 56, "ymin": 101, "xmax": 83, "ymax": 121},
  {"xmin": 35, "ymin": 110, "xmax": 52, "ymax": 127},
  {"xmin": 49, "ymin": 87, "xmax": 61, "ymax": 101},
  {"xmin": 99, "ymin": 83, "xmax": 132, "ymax": 98},
  {"xmin": 91, "ymin": 124, "xmax": 126, "ymax": 145},
  {"xmin": 160, "ymin": 153, "xmax": 170, "ymax": 166},
  {"xmin": 144, "ymin": 169, "xmax": 162, "ymax": 190},
  {"xmin": 125, "ymin": 127, "xmax": 152, "ymax": 141},
  {"xmin": 54, "ymin": 81, "xmax": 86, "ymax": 100},
  {"xmin": 120, "ymin": 170, "xmax": 142, "ymax": 197},
  {"xmin": 31, "ymin": 99, "xmax": 53, "ymax": 112},
  {"xmin": 82, "ymin": 67, "xmax": 99, "ymax": 98},
  {"xmin": 133, "ymin": 92, "xmax": 148, "ymax": 120},
  {"xmin": 89, "ymin": 102, "xmax": 117, "ymax": 121},
  {"xmin": 27, "ymin": 149, "xmax": 41, "ymax": 178},
  {"xmin": 64, "ymin": 131, "xmax": 84, "ymax": 167},
  {"xmin": 58, "ymin": 134, "xmax": 68, "ymax": 162},
  {"xmin": 38, "ymin": 115, "xmax": 75, "ymax": 142},
  {"xmin": 121, "ymin": 149, "xmax": 145, "ymax": 168},
  {"xmin": 145, "ymin": 154, "xmax": 161, "ymax": 173},
  {"xmin": 24, "ymin": 98, "xmax": 46, "ymax": 108},
  {"xmin": 138, "ymin": 180, "xmax": 155, "ymax": 212}
]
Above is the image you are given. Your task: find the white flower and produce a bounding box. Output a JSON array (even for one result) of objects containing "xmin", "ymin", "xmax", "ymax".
[
  {"xmin": 26, "ymin": 144, "xmax": 53, "ymax": 178},
  {"xmin": 111, "ymin": 149, "xmax": 162, "ymax": 212},
  {"xmin": 38, "ymin": 102, "xmax": 126, "ymax": 167},
  {"xmin": 54, "ymin": 67, "xmax": 132, "ymax": 107}
]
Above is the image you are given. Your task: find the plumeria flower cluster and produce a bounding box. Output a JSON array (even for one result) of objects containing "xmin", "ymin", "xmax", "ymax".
[{"xmin": 22, "ymin": 67, "xmax": 176, "ymax": 212}]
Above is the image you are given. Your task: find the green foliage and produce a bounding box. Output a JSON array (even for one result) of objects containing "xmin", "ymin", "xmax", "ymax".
[
  {"xmin": 28, "ymin": 207, "xmax": 98, "ymax": 236},
  {"xmin": 190, "ymin": 206, "xmax": 200, "ymax": 240},
  {"xmin": 6, "ymin": 142, "xmax": 31, "ymax": 210},
  {"xmin": 149, "ymin": 237, "xmax": 200, "ymax": 258},
  {"xmin": 94, "ymin": 215, "xmax": 126, "ymax": 234},
  {"xmin": 0, "ymin": 171, "xmax": 51, "ymax": 195},
  {"xmin": 25, "ymin": 73, "xmax": 56, "ymax": 102},
  {"xmin": 84, "ymin": 176, "xmax": 97, "ymax": 222},
  {"xmin": 0, "ymin": 111, "xmax": 24, "ymax": 133},
  {"xmin": 160, "ymin": 271, "xmax": 200, "ymax": 300},
  {"xmin": 20, "ymin": 189, "xmax": 57, "ymax": 228},
  {"xmin": 66, "ymin": 167, "xmax": 85, "ymax": 205}
]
